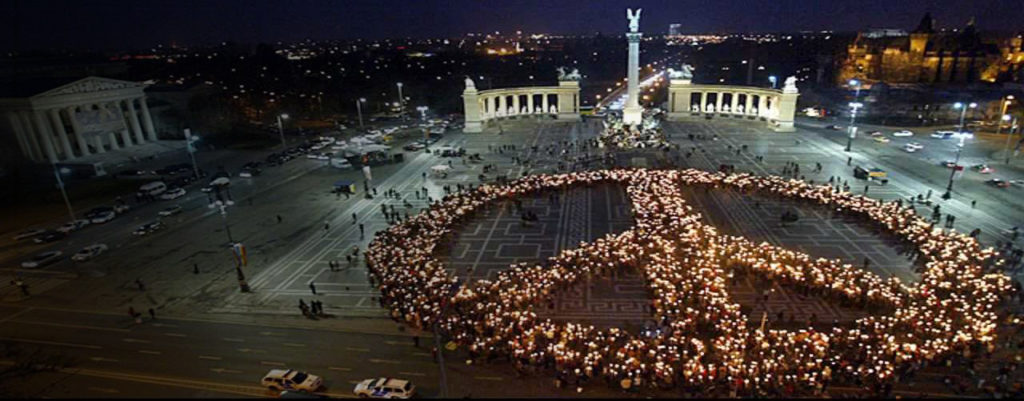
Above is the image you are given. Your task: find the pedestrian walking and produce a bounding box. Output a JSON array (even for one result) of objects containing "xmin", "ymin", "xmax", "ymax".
[
  {"xmin": 277, "ymin": 215, "xmax": 282, "ymax": 224},
  {"xmin": 359, "ymin": 223, "xmax": 365, "ymax": 238},
  {"xmin": 352, "ymin": 212, "xmax": 357, "ymax": 224},
  {"xmin": 324, "ymin": 220, "xmax": 330, "ymax": 232},
  {"xmin": 148, "ymin": 308, "xmax": 156, "ymax": 319},
  {"xmin": 971, "ymin": 200, "xmax": 977, "ymax": 209},
  {"xmin": 413, "ymin": 336, "xmax": 420, "ymax": 347},
  {"xmin": 193, "ymin": 263, "xmax": 199, "ymax": 274},
  {"xmin": 135, "ymin": 278, "xmax": 145, "ymax": 291},
  {"xmin": 309, "ymin": 282, "xmax": 317, "ymax": 295},
  {"xmin": 847, "ymin": 156, "xmax": 852, "ymax": 166}
]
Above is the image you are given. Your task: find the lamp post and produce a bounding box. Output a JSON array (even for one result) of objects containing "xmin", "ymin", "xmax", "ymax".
[
  {"xmin": 276, "ymin": 113, "xmax": 289, "ymax": 149},
  {"xmin": 52, "ymin": 164, "xmax": 75, "ymax": 223},
  {"xmin": 995, "ymin": 95, "xmax": 1015, "ymax": 137},
  {"xmin": 184, "ymin": 128, "xmax": 201, "ymax": 179},
  {"xmin": 845, "ymin": 102, "xmax": 863, "ymax": 152},
  {"xmin": 942, "ymin": 135, "xmax": 967, "ymax": 200},
  {"xmin": 416, "ymin": 106, "xmax": 429, "ymax": 121},
  {"xmin": 356, "ymin": 98, "xmax": 366, "ymax": 128},
  {"xmin": 954, "ymin": 102, "xmax": 977, "ymax": 133},
  {"xmin": 209, "ymin": 199, "xmax": 249, "ymax": 292}
]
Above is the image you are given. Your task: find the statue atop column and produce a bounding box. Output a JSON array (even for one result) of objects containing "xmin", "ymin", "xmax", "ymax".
[
  {"xmin": 557, "ymin": 67, "xmax": 582, "ymax": 81},
  {"xmin": 626, "ymin": 8, "xmax": 642, "ymax": 33},
  {"xmin": 783, "ymin": 76, "xmax": 798, "ymax": 93},
  {"xmin": 464, "ymin": 76, "xmax": 476, "ymax": 91}
]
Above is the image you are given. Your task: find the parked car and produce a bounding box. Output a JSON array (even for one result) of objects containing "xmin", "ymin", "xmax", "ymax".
[
  {"xmin": 12, "ymin": 228, "xmax": 46, "ymax": 241},
  {"xmin": 402, "ymin": 142, "xmax": 426, "ymax": 151},
  {"xmin": 931, "ymin": 131, "xmax": 955, "ymax": 139},
  {"xmin": 869, "ymin": 131, "xmax": 883, "ymax": 137},
  {"xmin": 113, "ymin": 203, "xmax": 131, "ymax": 214},
  {"xmin": 72, "ymin": 243, "xmax": 108, "ymax": 262},
  {"xmin": 892, "ymin": 130, "xmax": 914, "ymax": 137},
  {"xmin": 239, "ymin": 167, "xmax": 262, "ymax": 177},
  {"xmin": 825, "ymin": 125, "xmax": 843, "ymax": 130},
  {"xmin": 21, "ymin": 250, "xmax": 63, "ymax": 268},
  {"xmin": 158, "ymin": 205, "xmax": 183, "ymax": 217},
  {"xmin": 90, "ymin": 210, "xmax": 117, "ymax": 224},
  {"xmin": 56, "ymin": 219, "xmax": 90, "ymax": 234},
  {"xmin": 973, "ymin": 164, "xmax": 995, "ymax": 174},
  {"xmin": 33, "ymin": 230, "xmax": 67, "ymax": 244},
  {"xmin": 353, "ymin": 378, "xmax": 415, "ymax": 399},
  {"xmin": 260, "ymin": 369, "xmax": 324, "ymax": 392},
  {"xmin": 872, "ymin": 136, "xmax": 891, "ymax": 143},
  {"xmin": 160, "ymin": 187, "xmax": 186, "ymax": 200},
  {"xmin": 905, "ymin": 142, "xmax": 924, "ymax": 151},
  {"xmin": 133, "ymin": 221, "xmax": 165, "ymax": 236},
  {"xmin": 987, "ymin": 178, "xmax": 1012, "ymax": 188},
  {"xmin": 941, "ymin": 160, "xmax": 959, "ymax": 168}
]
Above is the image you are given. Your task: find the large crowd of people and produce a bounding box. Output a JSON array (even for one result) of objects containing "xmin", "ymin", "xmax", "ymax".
[
  {"xmin": 366, "ymin": 168, "xmax": 1016, "ymax": 396},
  {"xmin": 598, "ymin": 111, "xmax": 670, "ymax": 150}
]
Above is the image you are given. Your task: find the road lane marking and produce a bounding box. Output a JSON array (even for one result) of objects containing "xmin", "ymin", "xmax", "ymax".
[
  {"xmin": 89, "ymin": 356, "xmax": 119, "ymax": 362},
  {"xmin": 222, "ymin": 337, "xmax": 245, "ymax": 342},
  {"xmin": 164, "ymin": 333, "xmax": 187, "ymax": 337},
  {"xmin": 198, "ymin": 355, "xmax": 222, "ymax": 361},
  {"xmin": 474, "ymin": 376, "xmax": 504, "ymax": 381},
  {"xmin": 328, "ymin": 366, "xmax": 351, "ymax": 371},
  {"xmin": 236, "ymin": 348, "xmax": 266, "ymax": 354},
  {"xmin": 138, "ymin": 350, "xmax": 162, "ymax": 355},
  {"xmin": 122, "ymin": 338, "xmax": 150, "ymax": 343},
  {"xmin": 150, "ymin": 322, "xmax": 178, "ymax": 328},
  {"xmin": 384, "ymin": 340, "xmax": 403, "ymax": 345},
  {"xmin": 345, "ymin": 347, "xmax": 370, "ymax": 352},
  {"xmin": 282, "ymin": 342, "xmax": 306, "ymax": 347},
  {"xmin": 10, "ymin": 320, "xmax": 129, "ymax": 332},
  {"xmin": 398, "ymin": 371, "xmax": 426, "ymax": 377},
  {"xmin": 261, "ymin": 361, "xmax": 285, "ymax": 366},
  {"xmin": 88, "ymin": 387, "xmax": 120, "ymax": 393},
  {"xmin": 367, "ymin": 358, "xmax": 401, "ymax": 364},
  {"xmin": 259, "ymin": 331, "xmax": 283, "ymax": 336},
  {"xmin": 210, "ymin": 368, "xmax": 243, "ymax": 374},
  {"xmin": 0, "ymin": 337, "xmax": 102, "ymax": 350},
  {"xmin": 411, "ymin": 352, "xmax": 430, "ymax": 357}
]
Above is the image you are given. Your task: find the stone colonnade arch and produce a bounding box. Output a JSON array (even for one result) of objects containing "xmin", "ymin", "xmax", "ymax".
[
  {"xmin": 463, "ymin": 80, "xmax": 580, "ymax": 133},
  {"xmin": 666, "ymin": 79, "xmax": 799, "ymax": 132}
]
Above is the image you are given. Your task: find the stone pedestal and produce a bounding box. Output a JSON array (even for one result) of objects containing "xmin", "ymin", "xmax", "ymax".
[
  {"xmin": 557, "ymin": 81, "xmax": 581, "ymax": 121},
  {"xmin": 462, "ymin": 87, "xmax": 483, "ymax": 133},
  {"xmin": 773, "ymin": 91, "xmax": 799, "ymax": 132}
]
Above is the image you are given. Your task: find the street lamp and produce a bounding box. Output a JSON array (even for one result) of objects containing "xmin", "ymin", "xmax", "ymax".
[
  {"xmin": 1003, "ymin": 114, "xmax": 1020, "ymax": 164},
  {"xmin": 953, "ymin": 102, "xmax": 977, "ymax": 133},
  {"xmin": 942, "ymin": 135, "xmax": 967, "ymax": 200},
  {"xmin": 52, "ymin": 164, "xmax": 75, "ymax": 223},
  {"xmin": 183, "ymin": 128, "xmax": 202, "ymax": 179},
  {"xmin": 276, "ymin": 113, "xmax": 290, "ymax": 149},
  {"xmin": 355, "ymin": 98, "xmax": 366, "ymax": 128},
  {"xmin": 208, "ymin": 199, "xmax": 249, "ymax": 292},
  {"xmin": 416, "ymin": 105, "xmax": 429, "ymax": 121},
  {"xmin": 845, "ymin": 102, "xmax": 864, "ymax": 152}
]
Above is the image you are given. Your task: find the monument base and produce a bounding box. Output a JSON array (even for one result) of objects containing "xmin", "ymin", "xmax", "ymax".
[
  {"xmin": 622, "ymin": 106, "xmax": 643, "ymax": 125},
  {"xmin": 557, "ymin": 113, "xmax": 582, "ymax": 121},
  {"xmin": 463, "ymin": 121, "xmax": 483, "ymax": 133},
  {"xmin": 773, "ymin": 121, "xmax": 796, "ymax": 132}
]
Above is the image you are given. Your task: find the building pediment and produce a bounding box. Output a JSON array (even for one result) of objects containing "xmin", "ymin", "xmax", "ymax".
[{"xmin": 31, "ymin": 76, "xmax": 145, "ymax": 99}]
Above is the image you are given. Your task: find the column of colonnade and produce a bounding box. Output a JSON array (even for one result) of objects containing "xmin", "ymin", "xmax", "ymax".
[{"xmin": 5, "ymin": 96, "xmax": 157, "ymax": 163}]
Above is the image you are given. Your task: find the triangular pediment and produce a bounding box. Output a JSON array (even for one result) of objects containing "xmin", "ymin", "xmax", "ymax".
[{"xmin": 31, "ymin": 76, "xmax": 145, "ymax": 99}]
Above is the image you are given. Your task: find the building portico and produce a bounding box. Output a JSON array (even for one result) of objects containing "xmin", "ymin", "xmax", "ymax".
[{"xmin": 0, "ymin": 76, "xmax": 159, "ymax": 164}]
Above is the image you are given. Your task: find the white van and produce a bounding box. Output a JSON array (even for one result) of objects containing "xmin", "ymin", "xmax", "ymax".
[{"xmin": 138, "ymin": 181, "xmax": 167, "ymax": 197}]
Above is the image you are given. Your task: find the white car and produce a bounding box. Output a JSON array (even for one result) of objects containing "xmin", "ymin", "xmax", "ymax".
[
  {"xmin": 353, "ymin": 378, "xmax": 415, "ymax": 399},
  {"xmin": 72, "ymin": 243, "xmax": 108, "ymax": 262},
  {"xmin": 21, "ymin": 251, "xmax": 63, "ymax": 268},
  {"xmin": 12, "ymin": 228, "xmax": 46, "ymax": 241},
  {"xmin": 90, "ymin": 211, "xmax": 117, "ymax": 224},
  {"xmin": 160, "ymin": 187, "xmax": 186, "ymax": 200},
  {"xmin": 239, "ymin": 170, "xmax": 253, "ymax": 178},
  {"xmin": 56, "ymin": 219, "xmax": 91, "ymax": 234},
  {"xmin": 893, "ymin": 130, "xmax": 914, "ymax": 137},
  {"xmin": 158, "ymin": 205, "xmax": 183, "ymax": 217},
  {"xmin": 260, "ymin": 369, "xmax": 323, "ymax": 392},
  {"xmin": 904, "ymin": 142, "xmax": 924, "ymax": 152}
]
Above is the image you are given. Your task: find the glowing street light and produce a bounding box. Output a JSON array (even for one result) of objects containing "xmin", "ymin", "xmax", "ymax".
[{"xmin": 276, "ymin": 113, "xmax": 289, "ymax": 149}]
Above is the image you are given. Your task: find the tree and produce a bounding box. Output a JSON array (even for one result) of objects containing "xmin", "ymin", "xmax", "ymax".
[{"xmin": 0, "ymin": 341, "xmax": 77, "ymax": 397}]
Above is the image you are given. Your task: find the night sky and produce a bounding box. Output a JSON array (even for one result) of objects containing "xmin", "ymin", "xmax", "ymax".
[{"xmin": 4, "ymin": 0, "xmax": 1022, "ymax": 51}]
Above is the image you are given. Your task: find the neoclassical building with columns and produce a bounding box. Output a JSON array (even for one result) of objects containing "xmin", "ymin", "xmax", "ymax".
[
  {"xmin": 666, "ymin": 77, "xmax": 799, "ymax": 132},
  {"xmin": 0, "ymin": 76, "xmax": 162, "ymax": 167},
  {"xmin": 463, "ymin": 78, "xmax": 580, "ymax": 133}
]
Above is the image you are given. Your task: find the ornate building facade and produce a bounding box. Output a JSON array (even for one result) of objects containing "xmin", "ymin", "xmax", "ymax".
[{"xmin": 838, "ymin": 13, "xmax": 1024, "ymax": 86}]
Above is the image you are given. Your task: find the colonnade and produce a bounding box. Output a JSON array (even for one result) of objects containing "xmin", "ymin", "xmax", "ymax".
[
  {"xmin": 666, "ymin": 81, "xmax": 798, "ymax": 132},
  {"xmin": 463, "ymin": 80, "xmax": 581, "ymax": 133},
  {"xmin": 4, "ymin": 96, "xmax": 156, "ymax": 163}
]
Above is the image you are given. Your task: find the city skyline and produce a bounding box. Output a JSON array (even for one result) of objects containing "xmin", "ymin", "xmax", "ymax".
[{"xmin": 3, "ymin": 0, "xmax": 1023, "ymax": 52}]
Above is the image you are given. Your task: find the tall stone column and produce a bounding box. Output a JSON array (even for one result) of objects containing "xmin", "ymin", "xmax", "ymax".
[
  {"xmin": 527, "ymin": 94, "xmax": 535, "ymax": 114},
  {"xmin": 139, "ymin": 97, "xmax": 157, "ymax": 141},
  {"xmin": 542, "ymin": 94, "xmax": 549, "ymax": 114},
  {"xmin": 715, "ymin": 93, "xmax": 724, "ymax": 114},
  {"xmin": 93, "ymin": 136, "xmax": 106, "ymax": 153},
  {"xmin": 32, "ymin": 110, "xmax": 59, "ymax": 163},
  {"xmin": 700, "ymin": 92, "xmax": 708, "ymax": 112},
  {"xmin": 622, "ymin": 30, "xmax": 644, "ymax": 125},
  {"xmin": 6, "ymin": 112, "xmax": 36, "ymax": 161},
  {"xmin": 125, "ymin": 98, "xmax": 146, "ymax": 144},
  {"xmin": 462, "ymin": 85, "xmax": 482, "ymax": 133},
  {"xmin": 759, "ymin": 96, "xmax": 768, "ymax": 117},
  {"xmin": 19, "ymin": 112, "xmax": 44, "ymax": 160},
  {"xmin": 731, "ymin": 93, "xmax": 740, "ymax": 114},
  {"xmin": 512, "ymin": 94, "xmax": 521, "ymax": 115},
  {"xmin": 108, "ymin": 132, "xmax": 121, "ymax": 150},
  {"xmin": 48, "ymin": 109, "xmax": 75, "ymax": 160},
  {"xmin": 746, "ymin": 94, "xmax": 755, "ymax": 115},
  {"xmin": 66, "ymin": 106, "xmax": 90, "ymax": 156},
  {"xmin": 496, "ymin": 96, "xmax": 504, "ymax": 116}
]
